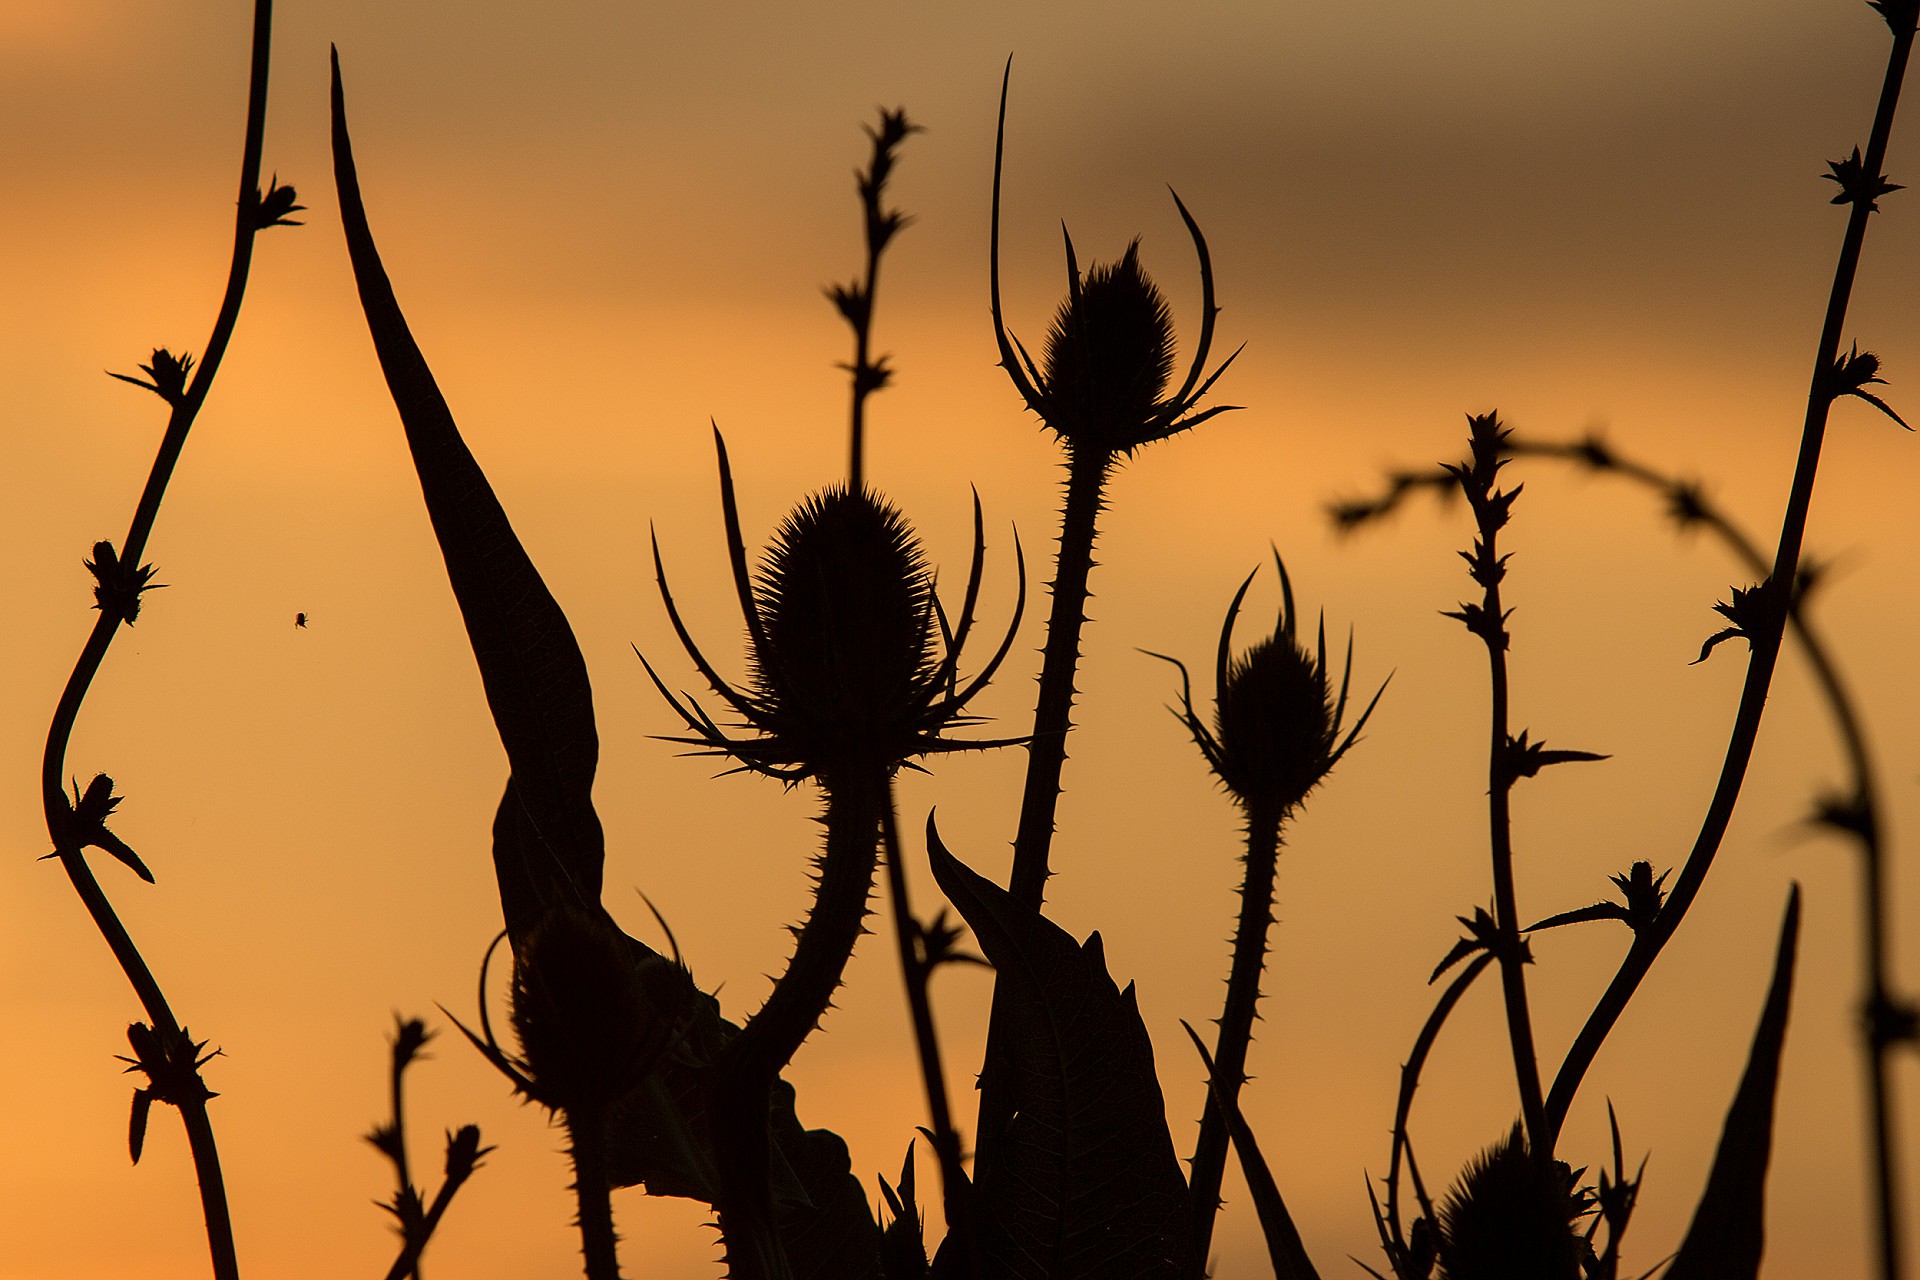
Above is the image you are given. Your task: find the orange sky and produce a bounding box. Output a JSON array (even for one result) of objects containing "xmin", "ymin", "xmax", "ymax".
[{"xmin": 4, "ymin": 1, "xmax": 1918, "ymax": 1277}]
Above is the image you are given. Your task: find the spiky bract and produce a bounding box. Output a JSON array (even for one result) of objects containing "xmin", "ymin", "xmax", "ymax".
[{"xmin": 989, "ymin": 67, "xmax": 1239, "ymax": 460}]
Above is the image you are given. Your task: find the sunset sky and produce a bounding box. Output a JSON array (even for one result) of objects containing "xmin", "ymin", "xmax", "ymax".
[{"xmin": 4, "ymin": 1, "xmax": 1919, "ymax": 1276}]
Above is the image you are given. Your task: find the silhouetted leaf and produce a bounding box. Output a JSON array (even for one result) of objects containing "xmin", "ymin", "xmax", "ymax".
[
  {"xmin": 1666, "ymin": 885, "xmax": 1801, "ymax": 1280},
  {"xmin": 927, "ymin": 820, "xmax": 1191, "ymax": 1280},
  {"xmin": 1180, "ymin": 1023, "xmax": 1320, "ymax": 1280},
  {"xmin": 333, "ymin": 55, "xmax": 604, "ymax": 937}
]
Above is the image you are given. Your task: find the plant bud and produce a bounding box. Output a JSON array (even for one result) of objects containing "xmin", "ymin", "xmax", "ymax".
[
  {"xmin": 1213, "ymin": 634, "xmax": 1339, "ymax": 816},
  {"xmin": 510, "ymin": 906, "xmax": 675, "ymax": 1114}
]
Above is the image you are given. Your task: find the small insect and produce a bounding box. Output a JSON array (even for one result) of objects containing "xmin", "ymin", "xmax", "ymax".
[{"xmin": 294, "ymin": 612, "xmax": 308, "ymax": 629}]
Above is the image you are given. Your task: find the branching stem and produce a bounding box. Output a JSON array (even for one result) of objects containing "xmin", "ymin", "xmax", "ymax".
[{"xmin": 1544, "ymin": 12, "xmax": 1916, "ymax": 1193}]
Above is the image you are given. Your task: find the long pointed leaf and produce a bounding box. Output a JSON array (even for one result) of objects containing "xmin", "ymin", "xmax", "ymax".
[
  {"xmin": 928, "ymin": 820, "xmax": 1191, "ymax": 1280},
  {"xmin": 1666, "ymin": 885, "xmax": 1802, "ymax": 1280},
  {"xmin": 333, "ymin": 54, "xmax": 603, "ymax": 931}
]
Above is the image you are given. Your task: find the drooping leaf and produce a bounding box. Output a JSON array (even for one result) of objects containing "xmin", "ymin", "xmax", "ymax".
[
  {"xmin": 333, "ymin": 53, "xmax": 604, "ymax": 937},
  {"xmin": 1180, "ymin": 1023, "xmax": 1320, "ymax": 1280},
  {"xmin": 1665, "ymin": 885, "xmax": 1801, "ymax": 1280},
  {"xmin": 927, "ymin": 820, "xmax": 1191, "ymax": 1280}
]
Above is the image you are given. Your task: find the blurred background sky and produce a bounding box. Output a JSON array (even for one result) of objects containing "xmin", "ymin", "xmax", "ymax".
[{"xmin": 3, "ymin": 0, "xmax": 1918, "ymax": 1276}]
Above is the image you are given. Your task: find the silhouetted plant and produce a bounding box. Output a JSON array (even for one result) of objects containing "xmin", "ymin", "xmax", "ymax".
[
  {"xmin": 1144, "ymin": 555, "xmax": 1382, "ymax": 1271},
  {"xmin": 36, "ymin": 4, "xmax": 1920, "ymax": 1279},
  {"xmin": 366, "ymin": 1016, "xmax": 491, "ymax": 1280},
  {"xmin": 36, "ymin": 1, "xmax": 296, "ymax": 1274}
]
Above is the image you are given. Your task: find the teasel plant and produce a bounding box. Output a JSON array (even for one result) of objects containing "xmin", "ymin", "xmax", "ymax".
[
  {"xmin": 447, "ymin": 909, "xmax": 698, "ymax": 1280},
  {"xmin": 642, "ymin": 111, "xmax": 1025, "ymax": 1280},
  {"xmin": 1340, "ymin": 425, "xmax": 1918, "ymax": 1280},
  {"xmin": 976, "ymin": 56, "xmax": 1242, "ymax": 1178},
  {"xmin": 1144, "ymin": 555, "xmax": 1382, "ymax": 1274},
  {"xmin": 1327, "ymin": 3, "xmax": 1917, "ymax": 1269},
  {"xmin": 36, "ymin": 2, "xmax": 297, "ymax": 1275}
]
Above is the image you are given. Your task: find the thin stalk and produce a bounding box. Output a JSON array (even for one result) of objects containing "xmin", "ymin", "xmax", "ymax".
[
  {"xmin": 711, "ymin": 766, "xmax": 883, "ymax": 1280},
  {"xmin": 879, "ymin": 787, "xmax": 974, "ymax": 1274},
  {"xmin": 1480, "ymin": 567, "xmax": 1548, "ymax": 1158},
  {"xmin": 1187, "ymin": 807, "xmax": 1282, "ymax": 1273},
  {"xmin": 38, "ymin": 4, "xmax": 279, "ymax": 1276},
  {"xmin": 1544, "ymin": 9, "xmax": 1916, "ymax": 1153}
]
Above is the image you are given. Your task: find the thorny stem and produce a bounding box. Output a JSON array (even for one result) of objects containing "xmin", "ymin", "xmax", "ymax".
[
  {"xmin": 1543, "ymin": 9, "xmax": 1916, "ymax": 1184},
  {"xmin": 1454, "ymin": 420, "xmax": 1549, "ymax": 1157},
  {"xmin": 879, "ymin": 788, "xmax": 975, "ymax": 1274},
  {"xmin": 1507, "ymin": 435, "xmax": 1907, "ymax": 1280},
  {"xmin": 1187, "ymin": 808, "xmax": 1282, "ymax": 1274},
  {"xmin": 38, "ymin": 2, "xmax": 280, "ymax": 1276},
  {"xmin": 1008, "ymin": 450, "xmax": 1115, "ymax": 910},
  {"xmin": 976, "ymin": 448, "xmax": 1114, "ymax": 1172},
  {"xmin": 711, "ymin": 766, "xmax": 884, "ymax": 1280},
  {"xmin": 568, "ymin": 1105, "xmax": 624, "ymax": 1280}
]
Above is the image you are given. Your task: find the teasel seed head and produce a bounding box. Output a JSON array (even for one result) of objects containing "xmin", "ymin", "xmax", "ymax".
[
  {"xmin": 1151, "ymin": 554, "xmax": 1384, "ymax": 821},
  {"xmin": 1436, "ymin": 1125, "xmax": 1594, "ymax": 1280},
  {"xmin": 989, "ymin": 63, "xmax": 1240, "ymax": 460},
  {"xmin": 644, "ymin": 432, "xmax": 1025, "ymax": 783},
  {"xmin": 752, "ymin": 486, "xmax": 938, "ymax": 756}
]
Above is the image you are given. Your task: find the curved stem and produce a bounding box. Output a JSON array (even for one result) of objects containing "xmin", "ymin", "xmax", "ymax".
[
  {"xmin": 1187, "ymin": 809, "xmax": 1281, "ymax": 1274},
  {"xmin": 38, "ymin": 4, "xmax": 278, "ymax": 1277},
  {"xmin": 1508, "ymin": 434, "xmax": 1904, "ymax": 1278},
  {"xmin": 711, "ymin": 766, "xmax": 883, "ymax": 1280},
  {"xmin": 1543, "ymin": 13, "xmax": 1916, "ymax": 1150}
]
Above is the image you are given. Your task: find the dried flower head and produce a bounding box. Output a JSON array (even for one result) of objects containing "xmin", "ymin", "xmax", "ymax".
[
  {"xmin": 1150, "ymin": 555, "xmax": 1382, "ymax": 819},
  {"xmin": 643, "ymin": 432, "xmax": 1023, "ymax": 781},
  {"xmin": 989, "ymin": 67, "xmax": 1239, "ymax": 459}
]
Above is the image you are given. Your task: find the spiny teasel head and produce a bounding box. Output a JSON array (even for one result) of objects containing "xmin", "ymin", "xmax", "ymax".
[
  {"xmin": 448, "ymin": 908, "xmax": 693, "ymax": 1119},
  {"xmin": 989, "ymin": 64, "xmax": 1239, "ymax": 460},
  {"xmin": 1435, "ymin": 1125, "xmax": 1594, "ymax": 1280},
  {"xmin": 1149, "ymin": 554, "xmax": 1383, "ymax": 820},
  {"xmin": 753, "ymin": 486, "xmax": 939, "ymax": 746},
  {"xmin": 643, "ymin": 431, "xmax": 1025, "ymax": 782},
  {"xmin": 1034, "ymin": 239, "xmax": 1180, "ymax": 451}
]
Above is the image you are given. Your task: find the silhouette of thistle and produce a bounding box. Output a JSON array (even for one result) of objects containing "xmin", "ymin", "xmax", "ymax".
[
  {"xmin": 975, "ymin": 55, "xmax": 1241, "ymax": 1184},
  {"xmin": 1146, "ymin": 556, "xmax": 1382, "ymax": 1271}
]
